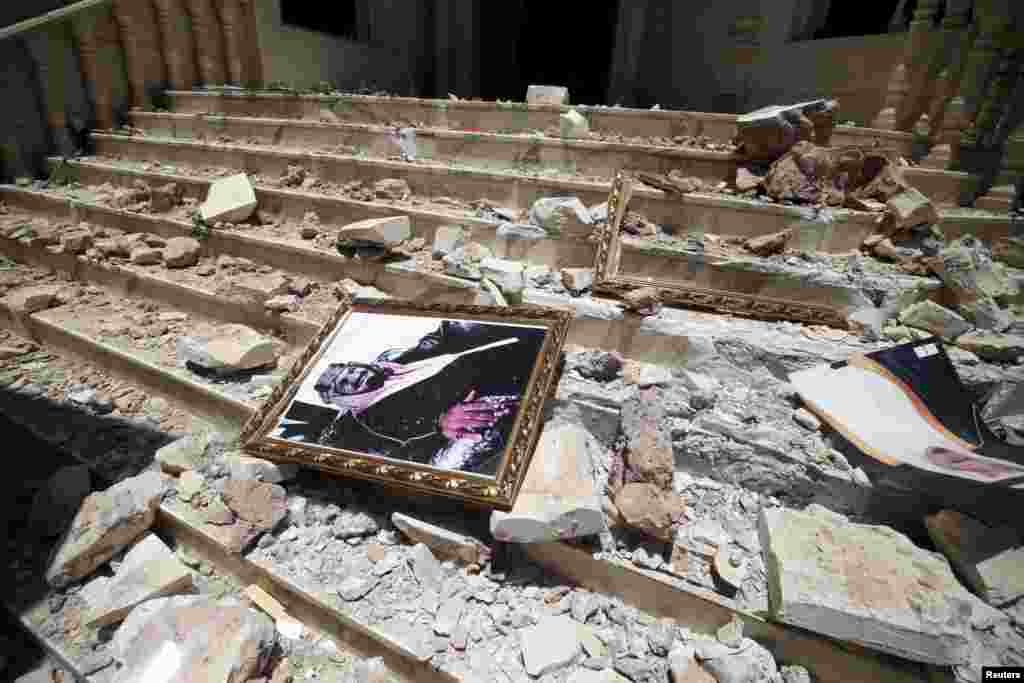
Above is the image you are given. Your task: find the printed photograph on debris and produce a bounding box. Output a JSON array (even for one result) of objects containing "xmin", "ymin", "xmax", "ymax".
[{"xmin": 271, "ymin": 312, "xmax": 549, "ymax": 476}]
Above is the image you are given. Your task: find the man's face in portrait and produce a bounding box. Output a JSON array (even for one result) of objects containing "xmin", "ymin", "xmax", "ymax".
[{"xmin": 315, "ymin": 362, "xmax": 392, "ymax": 401}]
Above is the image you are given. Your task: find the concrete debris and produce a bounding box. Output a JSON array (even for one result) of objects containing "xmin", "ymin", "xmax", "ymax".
[
  {"xmin": 223, "ymin": 478, "xmax": 288, "ymax": 530},
  {"xmin": 392, "ymin": 512, "xmax": 488, "ymax": 563},
  {"xmin": 337, "ymin": 215, "xmax": 412, "ymax": 247},
  {"xmin": 561, "ymin": 109, "xmax": 591, "ymax": 138},
  {"xmin": 155, "ymin": 432, "xmax": 219, "ymax": 475},
  {"xmin": 621, "ymin": 287, "xmax": 663, "ymax": 316},
  {"xmin": 163, "ymin": 236, "xmax": 201, "ymax": 268},
  {"xmin": 476, "ymin": 277, "xmax": 508, "ymax": 306},
  {"xmin": 898, "ymin": 300, "xmax": 972, "ymax": 340},
  {"xmin": 112, "ymin": 596, "xmax": 276, "ymax": 683},
  {"xmin": 434, "ymin": 595, "xmax": 466, "ymax": 636},
  {"xmin": 760, "ymin": 503, "xmax": 976, "ymax": 664},
  {"xmin": 927, "ymin": 237, "xmax": 1017, "ymax": 330},
  {"xmin": 736, "ymin": 99, "xmax": 837, "ymax": 161},
  {"xmin": 954, "ymin": 331, "xmax": 1024, "ymax": 362},
  {"xmin": 734, "ymin": 166, "xmax": 764, "ymax": 192},
  {"xmin": 791, "ymin": 407, "xmax": 820, "ymax": 432},
  {"xmin": 443, "ymin": 242, "xmax": 493, "ymax": 280},
  {"xmin": 490, "ymin": 422, "xmax": 605, "ymax": 543},
  {"xmin": 613, "ymin": 482, "xmax": 677, "ymax": 541},
  {"xmin": 432, "ymin": 225, "xmax": 465, "ymax": 258},
  {"xmin": 572, "ymin": 349, "xmax": 623, "ymax": 382},
  {"xmin": 744, "ymin": 229, "xmax": 790, "ymax": 256},
  {"xmin": 28, "ymin": 464, "xmax": 91, "ymax": 538},
  {"xmin": 527, "ymin": 85, "xmax": 569, "ymax": 106},
  {"xmin": 46, "ymin": 470, "xmax": 166, "ymax": 587},
  {"xmin": 177, "ymin": 470, "xmax": 204, "ymax": 501},
  {"xmin": 373, "ymin": 178, "xmax": 411, "ymax": 201},
  {"xmin": 716, "ymin": 615, "xmax": 744, "ymax": 648},
  {"xmin": 885, "ymin": 187, "xmax": 939, "ymax": 231},
  {"xmin": 227, "ymin": 454, "xmax": 299, "ymax": 483},
  {"xmin": 621, "ymin": 211, "xmax": 659, "ymax": 236},
  {"xmin": 389, "ymin": 126, "xmax": 417, "ymax": 161},
  {"xmin": 520, "ymin": 615, "xmax": 581, "ymax": 677},
  {"xmin": 669, "ymin": 644, "xmax": 717, "ymax": 683},
  {"xmin": 699, "ymin": 637, "xmax": 781, "ymax": 683},
  {"xmin": 177, "ymin": 324, "xmax": 278, "ymax": 374},
  {"xmin": 926, "ymin": 510, "xmax": 1024, "ymax": 606},
  {"xmin": 410, "ymin": 542, "xmax": 444, "ymax": 590},
  {"xmin": 339, "ymin": 575, "xmax": 378, "ymax": 601},
  {"xmin": 562, "ymin": 267, "xmax": 594, "ymax": 293},
  {"xmin": 130, "ymin": 246, "xmax": 163, "ymax": 265},
  {"xmin": 84, "ymin": 533, "xmax": 192, "ymax": 627},
  {"xmin": 529, "ymin": 196, "xmax": 594, "ymax": 237},
  {"xmin": 620, "ymin": 388, "xmax": 676, "ymax": 489},
  {"xmin": 479, "ymin": 257, "xmax": 525, "ymax": 294},
  {"xmin": 3, "ymin": 285, "xmax": 61, "ymax": 314},
  {"xmin": 636, "ymin": 170, "xmax": 704, "ymax": 196},
  {"xmin": 200, "ymin": 173, "xmax": 258, "ymax": 224},
  {"xmin": 713, "ymin": 548, "xmax": 747, "ymax": 592},
  {"xmin": 992, "ymin": 236, "xmax": 1024, "ymax": 269},
  {"xmin": 229, "ymin": 272, "xmax": 292, "ymax": 302}
]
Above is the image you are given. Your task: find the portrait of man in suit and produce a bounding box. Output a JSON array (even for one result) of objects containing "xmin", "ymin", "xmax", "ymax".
[{"xmin": 273, "ymin": 316, "xmax": 548, "ymax": 476}]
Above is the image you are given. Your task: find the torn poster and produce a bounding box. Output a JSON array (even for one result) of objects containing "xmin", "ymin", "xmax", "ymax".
[{"xmin": 789, "ymin": 337, "xmax": 1024, "ymax": 489}]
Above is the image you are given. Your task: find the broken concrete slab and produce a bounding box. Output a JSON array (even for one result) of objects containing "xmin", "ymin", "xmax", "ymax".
[
  {"xmin": 736, "ymin": 99, "xmax": 837, "ymax": 161},
  {"xmin": 443, "ymin": 242, "xmax": 493, "ymax": 280},
  {"xmin": 84, "ymin": 533, "xmax": 192, "ymax": 627},
  {"xmin": 337, "ymin": 216, "xmax": 412, "ymax": 247},
  {"xmin": 200, "ymin": 173, "xmax": 258, "ymax": 224},
  {"xmin": 392, "ymin": 512, "xmax": 487, "ymax": 564},
  {"xmin": 162, "ymin": 236, "xmax": 201, "ymax": 268},
  {"xmin": 479, "ymin": 257, "xmax": 525, "ymax": 294},
  {"xmin": 926, "ymin": 510, "xmax": 1024, "ymax": 607},
  {"xmin": 886, "ymin": 188, "xmax": 939, "ymax": 231},
  {"xmin": 3, "ymin": 285, "xmax": 61, "ymax": 314},
  {"xmin": 620, "ymin": 388, "xmax": 676, "ymax": 489},
  {"xmin": 28, "ymin": 464, "xmax": 91, "ymax": 538},
  {"xmin": 526, "ymin": 85, "xmax": 569, "ymax": 106},
  {"xmin": 178, "ymin": 324, "xmax": 277, "ymax": 374},
  {"xmin": 410, "ymin": 543, "xmax": 443, "ymax": 590},
  {"xmin": 46, "ymin": 470, "xmax": 166, "ymax": 588},
  {"xmin": 560, "ymin": 109, "xmax": 590, "ymax": 138},
  {"xmin": 613, "ymin": 482, "xmax": 677, "ymax": 541},
  {"xmin": 521, "ymin": 615, "xmax": 581, "ymax": 677},
  {"xmin": 898, "ymin": 300, "xmax": 972, "ymax": 340},
  {"xmin": 432, "ymin": 225, "xmax": 465, "ymax": 258},
  {"xmin": 226, "ymin": 454, "xmax": 299, "ymax": 483},
  {"xmin": 490, "ymin": 422, "xmax": 605, "ymax": 543},
  {"xmin": 529, "ymin": 196, "xmax": 594, "ymax": 238},
  {"xmin": 228, "ymin": 272, "xmax": 292, "ymax": 302},
  {"xmin": 760, "ymin": 503, "xmax": 976, "ymax": 665},
  {"xmin": 928, "ymin": 237, "xmax": 1018, "ymax": 309},
  {"xmin": 222, "ymin": 478, "xmax": 287, "ymax": 531},
  {"xmin": 112, "ymin": 596, "xmax": 276, "ymax": 683}
]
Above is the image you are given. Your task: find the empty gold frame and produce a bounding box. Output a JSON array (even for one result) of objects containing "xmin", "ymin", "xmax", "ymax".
[
  {"xmin": 592, "ymin": 172, "xmax": 850, "ymax": 328},
  {"xmin": 239, "ymin": 298, "xmax": 571, "ymax": 510}
]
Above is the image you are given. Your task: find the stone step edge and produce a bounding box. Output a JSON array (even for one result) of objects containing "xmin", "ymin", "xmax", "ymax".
[
  {"xmin": 157, "ymin": 506, "xmax": 454, "ymax": 683},
  {"xmin": 128, "ymin": 110, "xmax": 735, "ymax": 161},
  {"xmin": 87, "ymin": 132, "xmax": 883, "ymax": 223},
  {"xmin": 0, "ymin": 304, "xmax": 254, "ymax": 433},
  {"xmin": 521, "ymin": 542, "xmax": 930, "ymax": 683},
  {"xmin": 2, "ymin": 602, "xmax": 93, "ymax": 683}
]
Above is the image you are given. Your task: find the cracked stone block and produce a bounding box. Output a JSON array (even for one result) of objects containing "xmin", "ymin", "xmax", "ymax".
[
  {"xmin": 337, "ymin": 215, "xmax": 411, "ymax": 246},
  {"xmin": 200, "ymin": 173, "xmax": 258, "ymax": 223}
]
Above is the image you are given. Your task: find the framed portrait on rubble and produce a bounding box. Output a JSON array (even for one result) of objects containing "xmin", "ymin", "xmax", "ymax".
[{"xmin": 239, "ymin": 298, "xmax": 571, "ymax": 510}]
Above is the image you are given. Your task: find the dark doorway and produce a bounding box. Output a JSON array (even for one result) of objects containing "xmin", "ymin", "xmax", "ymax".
[{"xmin": 479, "ymin": 0, "xmax": 620, "ymax": 106}]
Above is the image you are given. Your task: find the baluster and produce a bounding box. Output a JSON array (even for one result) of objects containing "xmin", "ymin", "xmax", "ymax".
[
  {"xmin": 153, "ymin": 0, "xmax": 199, "ymax": 91},
  {"xmin": 185, "ymin": 0, "xmax": 228, "ymax": 86},
  {"xmin": 112, "ymin": 0, "xmax": 168, "ymax": 109},
  {"xmin": 873, "ymin": 0, "xmax": 942, "ymax": 130},
  {"xmin": 73, "ymin": 9, "xmax": 120, "ymax": 129}
]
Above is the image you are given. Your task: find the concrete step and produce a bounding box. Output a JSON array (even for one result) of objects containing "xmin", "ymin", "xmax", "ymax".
[
  {"xmin": 87, "ymin": 134, "xmax": 1013, "ymax": 247},
  {"xmin": 163, "ymin": 90, "xmax": 919, "ymax": 158}
]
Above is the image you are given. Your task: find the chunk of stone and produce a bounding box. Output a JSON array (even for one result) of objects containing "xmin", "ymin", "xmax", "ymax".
[
  {"xmin": 338, "ymin": 576, "xmax": 378, "ymax": 601},
  {"xmin": 520, "ymin": 615, "xmax": 581, "ymax": 677},
  {"xmin": 200, "ymin": 173, "xmax": 258, "ymax": 223},
  {"xmin": 792, "ymin": 407, "xmax": 820, "ymax": 431},
  {"xmin": 760, "ymin": 504, "xmax": 976, "ymax": 664},
  {"xmin": 562, "ymin": 267, "xmax": 594, "ymax": 293},
  {"xmin": 443, "ymin": 242, "xmax": 492, "ymax": 280},
  {"xmin": 177, "ymin": 470, "xmax": 204, "ymax": 501},
  {"xmin": 614, "ymin": 483, "xmax": 677, "ymax": 541},
  {"xmin": 958, "ymin": 297, "xmax": 1012, "ymax": 332},
  {"xmin": 780, "ymin": 665, "xmax": 813, "ymax": 683},
  {"xmin": 373, "ymin": 178, "xmax": 411, "ymax": 200},
  {"xmin": 926, "ymin": 510, "xmax": 1024, "ymax": 607},
  {"xmin": 954, "ymin": 331, "xmax": 1024, "ymax": 362},
  {"xmin": 332, "ymin": 511, "xmax": 379, "ymax": 538},
  {"xmin": 29, "ymin": 464, "xmax": 91, "ymax": 537},
  {"xmin": 392, "ymin": 512, "xmax": 486, "ymax": 564},
  {"xmin": 560, "ymin": 109, "xmax": 590, "ymax": 138},
  {"xmin": 736, "ymin": 99, "xmax": 837, "ymax": 161},
  {"xmin": 898, "ymin": 300, "xmax": 972, "ymax": 340},
  {"xmin": 112, "ymin": 596, "xmax": 276, "ymax": 683},
  {"xmin": 230, "ymin": 272, "xmax": 292, "ymax": 302},
  {"xmin": 178, "ymin": 324, "xmax": 277, "ymax": 374},
  {"xmin": 476, "ymin": 278, "xmax": 508, "ymax": 306},
  {"xmin": 490, "ymin": 422, "xmax": 605, "ymax": 543},
  {"xmin": 479, "ymin": 257, "xmax": 525, "ymax": 294},
  {"xmin": 149, "ymin": 182, "xmax": 182, "ymax": 212},
  {"xmin": 3, "ymin": 285, "xmax": 60, "ymax": 314},
  {"xmin": 61, "ymin": 227, "xmax": 94, "ymax": 254},
  {"xmin": 669, "ymin": 645, "xmax": 717, "ymax": 683},
  {"xmin": 574, "ymin": 350, "xmax": 623, "ymax": 381},
  {"xmin": 337, "ymin": 215, "xmax": 411, "ymax": 246},
  {"xmin": 130, "ymin": 247, "xmax": 163, "ymax": 265},
  {"xmin": 85, "ymin": 533, "xmax": 192, "ymax": 627},
  {"xmin": 700, "ymin": 637, "xmax": 781, "ymax": 683},
  {"xmin": 622, "ymin": 287, "xmax": 663, "ymax": 316},
  {"xmin": 432, "ymin": 225, "xmax": 465, "ymax": 258},
  {"xmin": 745, "ymin": 229, "xmax": 790, "ymax": 256},
  {"xmin": 928, "ymin": 238, "xmax": 1018, "ymax": 309},
  {"xmin": 227, "ymin": 454, "xmax": 299, "ymax": 483},
  {"xmin": 410, "ymin": 543, "xmax": 443, "ymax": 590},
  {"xmin": 527, "ymin": 85, "xmax": 569, "ymax": 106},
  {"xmin": 713, "ymin": 549, "xmax": 747, "ymax": 592},
  {"xmin": 886, "ymin": 188, "xmax": 939, "ymax": 231},
  {"xmin": 530, "ymin": 196, "xmax": 594, "ymax": 237},
  {"xmin": 434, "ymin": 596, "xmax": 466, "ymax": 636},
  {"xmin": 620, "ymin": 389, "xmax": 675, "ymax": 489},
  {"xmin": 716, "ymin": 616, "xmax": 744, "ymax": 648},
  {"xmin": 222, "ymin": 479, "xmax": 287, "ymax": 531},
  {"xmin": 993, "ymin": 236, "xmax": 1024, "ymax": 269},
  {"xmin": 46, "ymin": 470, "xmax": 166, "ymax": 588},
  {"xmin": 155, "ymin": 434, "xmax": 210, "ymax": 474},
  {"xmin": 162, "ymin": 237, "xmax": 201, "ymax": 268}
]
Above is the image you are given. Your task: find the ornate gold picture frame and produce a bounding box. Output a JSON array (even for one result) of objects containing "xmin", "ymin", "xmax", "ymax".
[
  {"xmin": 239, "ymin": 299, "xmax": 570, "ymax": 510},
  {"xmin": 592, "ymin": 172, "xmax": 849, "ymax": 328}
]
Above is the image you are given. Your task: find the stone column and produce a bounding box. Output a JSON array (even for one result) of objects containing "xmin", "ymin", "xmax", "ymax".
[
  {"xmin": 112, "ymin": 0, "xmax": 168, "ymax": 109},
  {"xmin": 153, "ymin": 0, "xmax": 199, "ymax": 91},
  {"xmin": 873, "ymin": 0, "xmax": 942, "ymax": 130},
  {"xmin": 23, "ymin": 22, "xmax": 92, "ymax": 157},
  {"xmin": 72, "ymin": 7, "xmax": 124, "ymax": 129},
  {"xmin": 184, "ymin": 0, "xmax": 228, "ymax": 86}
]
